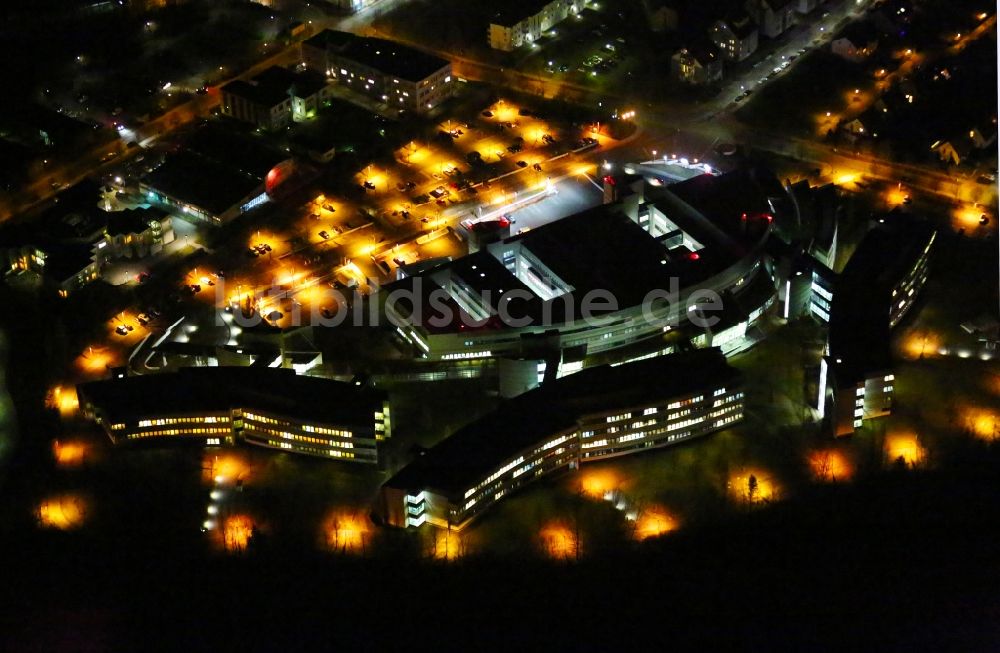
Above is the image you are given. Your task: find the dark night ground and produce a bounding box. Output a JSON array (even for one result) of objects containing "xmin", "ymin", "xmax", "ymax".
[{"xmin": 3, "ymin": 465, "xmax": 1000, "ymax": 651}]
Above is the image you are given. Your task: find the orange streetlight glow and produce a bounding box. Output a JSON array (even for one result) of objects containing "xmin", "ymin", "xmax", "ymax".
[
  {"xmin": 579, "ymin": 469, "xmax": 622, "ymax": 498},
  {"xmin": 47, "ymin": 385, "xmax": 80, "ymax": 417},
  {"xmin": 808, "ymin": 449, "xmax": 854, "ymax": 482},
  {"xmin": 835, "ymin": 172, "xmax": 860, "ymax": 186},
  {"xmin": 223, "ymin": 515, "xmax": 255, "ymax": 553},
  {"xmin": 900, "ymin": 330, "xmax": 940, "ymax": 359},
  {"xmin": 964, "ymin": 406, "xmax": 999, "ymax": 440},
  {"xmin": 634, "ymin": 506, "xmax": 678, "ymax": 540},
  {"xmin": 729, "ymin": 469, "xmax": 779, "ymax": 504},
  {"xmin": 432, "ymin": 528, "xmax": 467, "ymax": 560},
  {"xmin": 885, "ymin": 432, "xmax": 925, "ymax": 467},
  {"xmin": 37, "ymin": 494, "xmax": 87, "ymax": 530},
  {"xmin": 76, "ymin": 346, "xmax": 116, "ymax": 375},
  {"xmin": 323, "ymin": 511, "xmax": 370, "ymax": 554},
  {"xmin": 206, "ymin": 453, "xmax": 250, "ymax": 485},
  {"xmin": 540, "ymin": 522, "xmax": 579, "ymax": 559},
  {"xmin": 885, "ymin": 186, "xmax": 909, "ymax": 206},
  {"xmin": 953, "ymin": 204, "xmax": 988, "ymax": 229},
  {"xmin": 53, "ymin": 440, "xmax": 89, "ymax": 468}
]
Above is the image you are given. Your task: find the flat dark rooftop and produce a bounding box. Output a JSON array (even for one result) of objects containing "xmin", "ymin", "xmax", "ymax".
[
  {"xmin": 78, "ymin": 367, "xmax": 386, "ymax": 428},
  {"xmin": 221, "ymin": 79, "xmax": 287, "ymax": 109},
  {"xmin": 144, "ymin": 151, "xmax": 261, "ymax": 216},
  {"xmin": 223, "ymin": 66, "xmax": 329, "ymax": 109},
  {"xmin": 381, "ymin": 274, "xmax": 470, "ymax": 334},
  {"xmin": 447, "ymin": 250, "xmax": 542, "ymax": 320},
  {"xmin": 491, "ymin": 0, "xmax": 563, "ymax": 26},
  {"xmin": 511, "ymin": 205, "xmax": 681, "ymax": 309},
  {"xmin": 183, "ymin": 122, "xmax": 289, "ymax": 181},
  {"xmin": 839, "ymin": 217, "xmax": 935, "ymax": 290},
  {"xmin": 384, "ymin": 348, "xmax": 741, "ymax": 496},
  {"xmin": 667, "ymin": 167, "xmax": 781, "ymax": 245},
  {"xmin": 41, "ymin": 243, "xmax": 96, "ymax": 281},
  {"xmin": 106, "ymin": 206, "xmax": 168, "ymax": 237},
  {"xmin": 306, "ymin": 30, "xmax": 449, "ymax": 82},
  {"xmin": 829, "ymin": 217, "xmax": 936, "ymax": 381},
  {"xmin": 393, "ymin": 170, "xmax": 776, "ymax": 332}
]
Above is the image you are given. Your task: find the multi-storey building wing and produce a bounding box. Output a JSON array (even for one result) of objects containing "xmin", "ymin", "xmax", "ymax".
[
  {"xmin": 78, "ymin": 367, "xmax": 391, "ymax": 463},
  {"xmin": 376, "ymin": 349, "xmax": 743, "ymax": 529},
  {"xmin": 301, "ymin": 30, "xmax": 455, "ymax": 114}
]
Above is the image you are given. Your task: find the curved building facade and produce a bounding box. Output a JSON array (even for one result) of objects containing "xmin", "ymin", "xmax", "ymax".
[
  {"xmin": 376, "ymin": 348, "xmax": 743, "ymax": 529},
  {"xmin": 382, "ymin": 168, "xmax": 781, "ymax": 364}
]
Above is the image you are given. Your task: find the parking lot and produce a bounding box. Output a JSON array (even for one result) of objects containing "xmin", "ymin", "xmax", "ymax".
[{"xmin": 50, "ymin": 84, "xmax": 627, "ymax": 386}]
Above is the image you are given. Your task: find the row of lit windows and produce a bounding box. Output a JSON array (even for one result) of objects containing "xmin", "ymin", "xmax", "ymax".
[
  {"xmin": 464, "ymin": 455, "xmax": 525, "ymax": 498},
  {"xmin": 708, "ymin": 407, "xmax": 740, "ymax": 419},
  {"xmin": 460, "ymin": 391, "xmax": 742, "ymax": 509},
  {"xmin": 713, "ymin": 393, "xmax": 743, "ymax": 407},
  {"xmin": 714, "ymin": 414, "xmax": 742, "ymax": 428},
  {"xmin": 668, "ymin": 416, "xmax": 706, "ymax": 432},
  {"xmin": 466, "ymin": 441, "xmax": 569, "ymax": 504},
  {"xmin": 126, "ymin": 428, "xmax": 229, "ymax": 440},
  {"xmin": 247, "ymin": 425, "xmax": 354, "ymax": 449},
  {"xmin": 668, "ymin": 395, "xmax": 704, "ymax": 410},
  {"xmin": 137, "ymin": 416, "xmax": 227, "ymax": 428},
  {"xmin": 245, "ymin": 413, "xmax": 352, "ymax": 438},
  {"xmin": 442, "ymin": 350, "xmax": 492, "ymax": 360},
  {"xmin": 303, "ymin": 424, "xmax": 353, "ymax": 438},
  {"xmin": 263, "ymin": 439, "xmax": 355, "ymax": 459}
]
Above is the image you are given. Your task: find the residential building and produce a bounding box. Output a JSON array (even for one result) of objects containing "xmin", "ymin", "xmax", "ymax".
[
  {"xmin": 488, "ymin": 0, "xmax": 588, "ymax": 51},
  {"xmin": 221, "ymin": 66, "xmax": 334, "ymax": 130},
  {"xmin": 709, "ymin": 12, "xmax": 759, "ymax": 62},
  {"xmin": 376, "ymin": 348, "xmax": 743, "ymax": 529},
  {"xmin": 77, "ymin": 367, "xmax": 391, "ymax": 463},
  {"xmin": 3, "ymin": 244, "xmax": 101, "ymax": 296},
  {"xmin": 930, "ymin": 139, "xmax": 974, "ymax": 166},
  {"xmin": 931, "ymin": 121, "xmax": 998, "ymax": 165},
  {"xmin": 831, "ymin": 22, "xmax": 879, "ymax": 62},
  {"xmin": 0, "ymin": 180, "xmax": 107, "ymax": 295},
  {"xmin": 101, "ymin": 206, "xmax": 173, "ymax": 260},
  {"xmin": 745, "ymin": 0, "xmax": 797, "ymax": 38},
  {"xmin": 302, "ymin": 30, "xmax": 455, "ymax": 114},
  {"xmin": 671, "ymin": 42, "xmax": 723, "ymax": 85}
]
